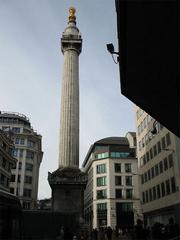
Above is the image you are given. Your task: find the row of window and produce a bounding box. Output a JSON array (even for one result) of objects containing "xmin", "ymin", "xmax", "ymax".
[
  {"xmin": 139, "ymin": 127, "xmax": 168, "ymax": 154},
  {"xmin": 141, "ymin": 154, "xmax": 173, "ymax": 184},
  {"xmin": 11, "ymin": 174, "xmax": 32, "ymax": 184},
  {"xmin": 95, "ymin": 151, "xmax": 134, "ymax": 160},
  {"xmin": 15, "ymin": 138, "xmax": 35, "ymax": 147},
  {"xmin": 140, "ymin": 133, "xmax": 171, "ymax": 167},
  {"xmin": 96, "ymin": 163, "xmax": 132, "ymax": 174},
  {"xmin": 0, "ymin": 156, "xmax": 14, "ymax": 172},
  {"xmin": 0, "ymin": 173, "xmax": 9, "ymax": 188},
  {"xmin": 13, "ymin": 149, "xmax": 35, "ymax": 159},
  {"xmin": 97, "ymin": 202, "xmax": 133, "ymax": 212},
  {"xmin": 96, "ymin": 176, "xmax": 133, "ymax": 187},
  {"xmin": 96, "ymin": 188, "xmax": 133, "ymax": 199},
  {"xmin": 10, "ymin": 187, "xmax": 32, "ymax": 197},
  {"xmin": 142, "ymin": 177, "xmax": 176, "ymax": 204},
  {"xmin": 137, "ymin": 115, "xmax": 153, "ymax": 135}
]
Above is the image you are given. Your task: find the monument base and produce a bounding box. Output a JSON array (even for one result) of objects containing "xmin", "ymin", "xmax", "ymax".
[{"xmin": 48, "ymin": 167, "xmax": 87, "ymax": 220}]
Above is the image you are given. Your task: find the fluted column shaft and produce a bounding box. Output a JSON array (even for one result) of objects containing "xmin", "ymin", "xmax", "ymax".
[{"xmin": 59, "ymin": 49, "xmax": 79, "ymax": 168}]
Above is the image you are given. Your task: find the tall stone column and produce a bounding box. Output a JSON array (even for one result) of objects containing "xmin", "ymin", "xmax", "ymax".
[
  {"xmin": 59, "ymin": 7, "xmax": 82, "ymax": 168},
  {"xmin": 48, "ymin": 8, "xmax": 87, "ymax": 219}
]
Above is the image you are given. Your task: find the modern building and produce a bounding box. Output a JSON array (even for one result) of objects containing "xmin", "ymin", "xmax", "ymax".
[
  {"xmin": 0, "ymin": 130, "xmax": 16, "ymax": 192},
  {"xmin": 82, "ymin": 134, "xmax": 142, "ymax": 230},
  {"xmin": 135, "ymin": 106, "xmax": 180, "ymax": 226},
  {"xmin": 115, "ymin": 0, "xmax": 180, "ymax": 137},
  {"xmin": 0, "ymin": 111, "xmax": 43, "ymax": 209}
]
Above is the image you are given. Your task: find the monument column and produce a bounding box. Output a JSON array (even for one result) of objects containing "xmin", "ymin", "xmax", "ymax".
[
  {"xmin": 48, "ymin": 8, "xmax": 87, "ymax": 221},
  {"xmin": 59, "ymin": 7, "xmax": 81, "ymax": 168}
]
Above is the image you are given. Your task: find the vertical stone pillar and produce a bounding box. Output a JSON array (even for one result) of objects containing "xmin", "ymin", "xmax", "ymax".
[{"xmin": 58, "ymin": 8, "xmax": 82, "ymax": 168}]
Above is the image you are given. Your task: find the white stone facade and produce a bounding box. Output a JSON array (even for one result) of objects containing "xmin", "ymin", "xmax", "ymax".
[
  {"xmin": 82, "ymin": 135, "xmax": 142, "ymax": 229},
  {"xmin": 0, "ymin": 112, "xmax": 43, "ymax": 209},
  {"xmin": 135, "ymin": 106, "xmax": 180, "ymax": 226},
  {"xmin": 59, "ymin": 18, "xmax": 82, "ymax": 168}
]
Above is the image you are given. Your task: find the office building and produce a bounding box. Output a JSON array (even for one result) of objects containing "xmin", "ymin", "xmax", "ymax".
[
  {"xmin": 135, "ymin": 106, "xmax": 180, "ymax": 226},
  {"xmin": 82, "ymin": 133, "xmax": 142, "ymax": 229},
  {"xmin": 0, "ymin": 130, "xmax": 16, "ymax": 192},
  {"xmin": 0, "ymin": 111, "xmax": 43, "ymax": 209}
]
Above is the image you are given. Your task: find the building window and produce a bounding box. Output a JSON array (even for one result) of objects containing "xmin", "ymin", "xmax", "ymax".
[
  {"xmin": 13, "ymin": 149, "xmax": 18, "ymax": 157},
  {"xmin": 164, "ymin": 158, "xmax": 168, "ymax": 171},
  {"xmin": 142, "ymin": 192, "xmax": 145, "ymax": 203},
  {"xmin": 95, "ymin": 152, "xmax": 109, "ymax": 159},
  {"xmin": 157, "ymin": 185, "xmax": 161, "ymax": 199},
  {"xmin": 145, "ymin": 190, "xmax": 149, "ymax": 203},
  {"xmin": 125, "ymin": 176, "xmax": 132, "ymax": 186},
  {"xmin": 157, "ymin": 141, "xmax": 161, "ymax": 154},
  {"xmin": 166, "ymin": 180, "xmax": 170, "ymax": 195},
  {"xmin": 0, "ymin": 174, "xmax": 5, "ymax": 185},
  {"xmin": 144, "ymin": 172, "xmax": 148, "ymax": 182},
  {"xmin": 27, "ymin": 140, "xmax": 35, "ymax": 148},
  {"xmin": 153, "ymin": 186, "xmax": 156, "ymax": 200},
  {"xmin": 146, "ymin": 152, "xmax": 150, "ymax": 162},
  {"xmin": 23, "ymin": 202, "xmax": 30, "ymax": 209},
  {"xmin": 171, "ymin": 177, "xmax": 176, "ymax": 193},
  {"xmin": 161, "ymin": 137, "xmax": 166, "ymax": 149},
  {"xmin": 18, "ymin": 162, "xmax": 22, "ymax": 170},
  {"xmin": 25, "ymin": 163, "xmax": 33, "ymax": 172},
  {"xmin": 151, "ymin": 167, "xmax": 155, "ymax": 179},
  {"xmin": 10, "ymin": 174, "xmax": 15, "ymax": 182},
  {"xmin": 97, "ymin": 203, "xmax": 107, "ymax": 211},
  {"xmin": 10, "ymin": 188, "xmax": 14, "ymax": 194},
  {"xmin": 19, "ymin": 149, "xmax": 24, "ymax": 158},
  {"xmin": 20, "ymin": 138, "xmax": 25, "ymax": 145},
  {"xmin": 23, "ymin": 189, "xmax": 32, "ymax": 197},
  {"xmin": 12, "ymin": 127, "xmax": 20, "ymax": 133},
  {"xmin": 126, "ymin": 189, "xmax": 133, "ymax": 199},
  {"xmin": 125, "ymin": 163, "xmax": 131, "ymax": 173},
  {"xmin": 153, "ymin": 145, "xmax": 157, "ymax": 157},
  {"xmin": 147, "ymin": 170, "xmax": 151, "ymax": 181},
  {"xmin": 26, "ymin": 151, "xmax": 34, "ymax": 159},
  {"xmin": 161, "ymin": 182, "xmax": 165, "ymax": 197},
  {"xmin": 110, "ymin": 152, "xmax": 130, "ymax": 158},
  {"xmin": 150, "ymin": 148, "xmax": 153, "ymax": 159},
  {"xmin": 155, "ymin": 164, "xmax": 159, "ymax": 176},
  {"xmin": 159, "ymin": 161, "xmax": 163, "ymax": 174},
  {"xmin": 168, "ymin": 154, "xmax": 173, "ymax": 168},
  {"xmin": 115, "ymin": 189, "xmax": 122, "ymax": 198},
  {"xmin": 115, "ymin": 176, "xmax": 122, "ymax": 186},
  {"xmin": 141, "ymin": 175, "xmax": 144, "ymax": 184},
  {"xmin": 96, "ymin": 164, "xmax": 106, "ymax": 174},
  {"xmin": 97, "ymin": 176, "xmax": 107, "ymax": 186},
  {"xmin": 25, "ymin": 176, "xmax": 32, "ymax": 184},
  {"xmin": 143, "ymin": 155, "xmax": 146, "ymax": 165},
  {"xmin": 114, "ymin": 163, "xmax": 121, "ymax": 173},
  {"xmin": 166, "ymin": 133, "xmax": 171, "ymax": 146},
  {"xmin": 149, "ymin": 189, "xmax": 152, "ymax": 201},
  {"xmin": 18, "ymin": 175, "xmax": 21, "ymax": 183},
  {"xmin": 15, "ymin": 138, "xmax": 20, "ymax": 144}
]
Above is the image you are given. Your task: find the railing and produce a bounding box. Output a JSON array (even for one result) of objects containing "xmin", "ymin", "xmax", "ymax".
[{"xmin": 0, "ymin": 111, "xmax": 30, "ymax": 121}]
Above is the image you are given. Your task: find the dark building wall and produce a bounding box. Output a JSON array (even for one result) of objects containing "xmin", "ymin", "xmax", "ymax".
[{"xmin": 116, "ymin": 0, "xmax": 180, "ymax": 137}]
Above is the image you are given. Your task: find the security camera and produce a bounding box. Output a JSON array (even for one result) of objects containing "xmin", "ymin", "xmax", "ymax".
[{"xmin": 106, "ymin": 43, "xmax": 114, "ymax": 54}]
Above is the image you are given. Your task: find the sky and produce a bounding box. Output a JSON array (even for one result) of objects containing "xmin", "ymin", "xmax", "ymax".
[{"xmin": 0, "ymin": 0, "xmax": 136, "ymax": 199}]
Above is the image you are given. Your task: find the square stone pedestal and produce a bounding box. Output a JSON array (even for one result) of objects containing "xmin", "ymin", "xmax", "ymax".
[{"xmin": 48, "ymin": 167, "xmax": 87, "ymax": 219}]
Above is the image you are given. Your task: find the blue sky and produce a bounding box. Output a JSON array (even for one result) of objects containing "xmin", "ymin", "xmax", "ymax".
[{"xmin": 0, "ymin": 0, "xmax": 135, "ymax": 199}]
